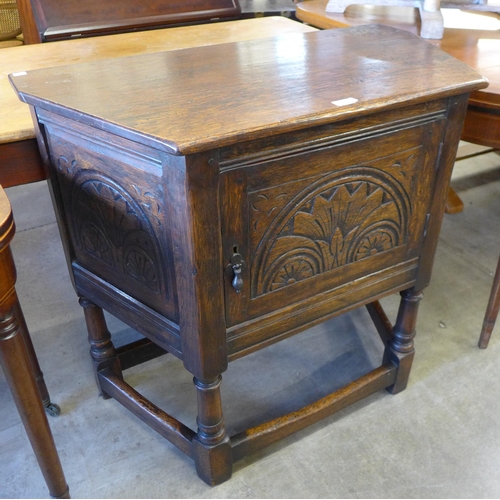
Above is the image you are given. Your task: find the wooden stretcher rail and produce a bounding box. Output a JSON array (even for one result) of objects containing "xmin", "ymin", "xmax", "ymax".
[
  {"xmin": 99, "ymin": 369, "xmax": 196, "ymax": 458},
  {"xmin": 366, "ymin": 301, "xmax": 394, "ymax": 346},
  {"xmin": 99, "ymin": 360, "xmax": 398, "ymax": 465},
  {"xmin": 116, "ymin": 337, "xmax": 168, "ymax": 371},
  {"xmin": 230, "ymin": 364, "xmax": 398, "ymax": 461}
]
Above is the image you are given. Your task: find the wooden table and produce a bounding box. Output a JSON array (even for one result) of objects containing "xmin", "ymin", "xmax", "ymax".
[
  {"xmin": 0, "ymin": 16, "xmax": 315, "ymax": 188},
  {"xmin": 296, "ymin": 3, "xmax": 500, "ymax": 212},
  {"xmin": 10, "ymin": 24, "xmax": 486, "ymax": 485},
  {"xmin": 296, "ymin": 3, "xmax": 500, "ymax": 149}
]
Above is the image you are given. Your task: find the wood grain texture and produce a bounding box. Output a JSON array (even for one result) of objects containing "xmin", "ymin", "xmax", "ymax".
[
  {"xmin": 366, "ymin": 300, "xmax": 393, "ymax": 346},
  {"xmin": 295, "ymin": 2, "xmax": 499, "ymax": 147},
  {"xmin": 15, "ymin": 0, "xmax": 40, "ymax": 44},
  {"xmin": 99, "ymin": 369, "xmax": 196, "ymax": 458},
  {"xmin": 0, "ymin": 186, "xmax": 15, "ymax": 250},
  {"xmin": 0, "ymin": 185, "xmax": 69, "ymax": 499},
  {"xmin": 30, "ymin": 0, "xmax": 240, "ymax": 41},
  {"xmin": 296, "ymin": 3, "xmax": 499, "ymax": 88},
  {"xmin": 0, "ymin": 139, "xmax": 46, "ymax": 188},
  {"xmin": 11, "ymin": 25, "xmax": 487, "ymax": 155},
  {"xmin": 231, "ymin": 364, "xmax": 397, "ymax": 460},
  {"xmin": 0, "ymin": 17, "xmax": 316, "ymax": 145},
  {"xmin": 18, "ymin": 24, "xmax": 487, "ymax": 484}
]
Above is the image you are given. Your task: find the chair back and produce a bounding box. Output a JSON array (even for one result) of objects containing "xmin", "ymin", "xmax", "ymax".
[
  {"xmin": 28, "ymin": 0, "xmax": 241, "ymax": 42},
  {"xmin": 0, "ymin": 0, "xmax": 22, "ymax": 41}
]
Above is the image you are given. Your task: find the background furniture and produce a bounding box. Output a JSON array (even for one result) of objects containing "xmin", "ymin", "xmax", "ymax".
[
  {"xmin": 14, "ymin": 0, "xmax": 301, "ymax": 45},
  {"xmin": 0, "ymin": 185, "xmax": 69, "ymax": 499},
  {"xmin": 0, "ymin": 0, "xmax": 20, "ymax": 40},
  {"xmin": 11, "ymin": 24, "xmax": 486, "ymax": 484},
  {"xmin": 0, "ymin": 0, "xmax": 22, "ymax": 47},
  {"xmin": 0, "ymin": 17, "xmax": 315, "ymax": 189},
  {"xmin": 324, "ymin": 0, "xmax": 499, "ymax": 38},
  {"xmin": 296, "ymin": 2, "xmax": 500, "ymax": 214},
  {"xmin": 479, "ymin": 256, "xmax": 500, "ymax": 348},
  {"xmin": 295, "ymin": 3, "xmax": 500, "ymax": 148},
  {"xmin": 15, "ymin": 0, "xmax": 241, "ymax": 43}
]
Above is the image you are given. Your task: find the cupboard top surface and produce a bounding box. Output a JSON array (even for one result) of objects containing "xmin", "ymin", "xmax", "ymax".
[{"xmin": 10, "ymin": 25, "xmax": 487, "ymax": 155}]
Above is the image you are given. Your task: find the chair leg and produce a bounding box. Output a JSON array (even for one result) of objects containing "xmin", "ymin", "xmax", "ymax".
[
  {"xmin": 13, "ymin": 301, "xmax": 61, "ymax": 416},
  {"xmin": 479, "ymin": 255, "xmax": 500, "ymax": 349},
  {"xmin": 0, "ymin": 298, "xmax": 69, "ymax": 499},
  {"xmin": 192, "ymin": 375, "xmax": 232, "ymax": 485},
  {"xmin": 79, "ymin": 297, "xmax": 122, "ymax": 398},
  {"xmin": 383, "ymin": 288, "xmax": 423, "ymax": 394}
]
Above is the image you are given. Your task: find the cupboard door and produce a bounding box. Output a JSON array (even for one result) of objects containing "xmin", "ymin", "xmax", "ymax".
[{"xmin": 221, "ymin": 117, "xmax": 445, "ymax": 333}]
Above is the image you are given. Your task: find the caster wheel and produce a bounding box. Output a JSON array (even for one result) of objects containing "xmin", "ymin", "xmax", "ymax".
[{"xmin": 45, "ymin": 403, "xmax": 61, "ymax": 417}]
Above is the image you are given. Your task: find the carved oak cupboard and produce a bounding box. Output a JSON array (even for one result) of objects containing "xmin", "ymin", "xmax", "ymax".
[{"xmin": 10, "ymin": 25, "xmax": 487, "ymax": 485}]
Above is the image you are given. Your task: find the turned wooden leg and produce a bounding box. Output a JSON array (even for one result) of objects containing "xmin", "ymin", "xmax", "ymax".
[
  {"xmin": 0, "ymin": 213, "xmax": 69, "ymax": 500},
  {"xmin": 479, "ymin": 255, "xmax": 500, "ymax": 349},
  {"xmin": 0, "ymin": 304, "xmax": 69, "ymax": 499},
  {"xmin": 79, "ymin": 297, "xmax": 122, "ymax": 399},
  {"xmin": 192, "ymin": 375, "xmax": 232, "ymax": 485},
  {"xmin": 444, "ymin": 187, "xmax": 464, "ymax": 215},
  {"xmin": 384, "ymin": 288, "xmax": 423, "ymax": 394},
  {"xmin": 13, "ymin": 301, "xmax": 61, "ymax": 416}
]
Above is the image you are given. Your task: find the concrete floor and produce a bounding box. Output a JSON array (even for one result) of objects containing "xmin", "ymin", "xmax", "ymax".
[{"xmin": 1, "ymin": 148, "xmax": 500, "ymax": 498}]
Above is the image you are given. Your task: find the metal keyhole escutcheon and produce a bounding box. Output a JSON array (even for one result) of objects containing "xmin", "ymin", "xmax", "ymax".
[{"xmin": 226, "ymin": 253, "xmax": 245, "ymax": 293}]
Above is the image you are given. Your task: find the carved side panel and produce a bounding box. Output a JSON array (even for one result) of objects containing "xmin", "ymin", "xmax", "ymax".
[
  {"xmin": 249, "ymin": 156, "xmax": 416, "ymax": 298},
  {"xmin": 71, "ymin": 170, "xmax": 164, "ymax": 295},
  {"xmin": 46, "ymin": 126, "xmax": 178, "ymax": 322}
]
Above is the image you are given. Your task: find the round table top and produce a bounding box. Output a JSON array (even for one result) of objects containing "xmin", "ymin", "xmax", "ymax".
[
  {"xmin": 0, "ymin": 186, "xmax": 14, "ymax": 250},
  {"xmin": 296, "ymin": 1, "xmax": 500, "ymax": 100}
]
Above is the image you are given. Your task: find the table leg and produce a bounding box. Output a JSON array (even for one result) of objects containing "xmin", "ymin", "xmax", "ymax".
[
  {"xmin": 479, "ymin": 255, "xmax": 500, "ymax": 349},
  {"xmin": 13, "ymin": 301, "xmax": 61, "ymax": 416},
  {"xmin": 79, "ymin": 297, "xmax": 122, "ymax": 398},
  {"xmin": 384, "ymin": 288, "xmax": 423, "ymax": 394},
  {"xmin": 192, "ymin": 375, "xmax": 232, "ymax": 485},
  {"xmin": 444, "ymin": 187, "xmax": 464, "ymax": 215},
  {"xmin": 0, "ymin": 268, "xmax": 69, "ymax": 498}
]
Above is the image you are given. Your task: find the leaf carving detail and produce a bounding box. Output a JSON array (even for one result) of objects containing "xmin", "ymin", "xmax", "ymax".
[
  {"xmin": 253, "ymin": 169, "xmax": 410, "ymax": 296},
  {"xmin": 71, "ymin": 171, "xmax": 164, "ymax": 294}
]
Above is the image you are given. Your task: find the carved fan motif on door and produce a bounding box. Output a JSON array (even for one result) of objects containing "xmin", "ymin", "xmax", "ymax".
[{"xmin": 251, "ymin": 167, "xmax": 411, "ymax": 296}]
